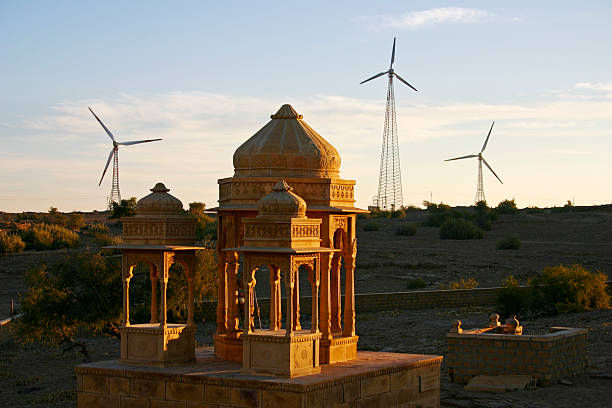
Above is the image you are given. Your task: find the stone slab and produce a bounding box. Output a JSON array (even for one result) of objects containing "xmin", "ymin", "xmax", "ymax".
[{"xmin": 464, "ymin": 375, "xmax": 537, "ymax": 393}]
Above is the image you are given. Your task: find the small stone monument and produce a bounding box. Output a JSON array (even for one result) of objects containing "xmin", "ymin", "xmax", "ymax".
[
  {"xmin": 114, "ymin": 183, "xmax": 203, "ymax": 366},
  {"xmin": 489, "ymin": 313, "xmax": 500, "ymax": 327}
]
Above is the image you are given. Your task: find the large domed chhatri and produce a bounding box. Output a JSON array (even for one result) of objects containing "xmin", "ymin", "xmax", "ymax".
[
  {"xmin": 233, "ymin": 104, "xmax": 341, "ymax": 178},
  {"xmin": 135, "ymin": 182, "xmax": 184, "ymax": 216}
]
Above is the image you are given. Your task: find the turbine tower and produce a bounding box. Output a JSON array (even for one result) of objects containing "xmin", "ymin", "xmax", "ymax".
[
  {"xmin": 89, "ymin": 107, "xmax": 162, "ymax": 208},
  {"xmin": 445, "ymin": 122, "xmax": 503, "ymax": 204},
  {"xmin": 361, "ymin": 37, "xmax": 417, "ymax": 211}
]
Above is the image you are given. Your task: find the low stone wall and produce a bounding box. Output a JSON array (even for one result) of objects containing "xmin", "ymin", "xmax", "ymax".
[
  {"xmin": 196, "ymin": 287, "xmax": 515, "ymax": 322},
  {"xmin": 75, "ymin": 349, "xmax": 442, "ymax": 408},
  {"xmin": 446, "ymin": 326, "xmax": 588, "ymax": 385}
]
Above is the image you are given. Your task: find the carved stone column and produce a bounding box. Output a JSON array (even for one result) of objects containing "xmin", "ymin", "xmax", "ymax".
[
  {"xmin": 285, "ymin": 264, "xmax": 294, "ymax": 337},
  {"xmin": 226, "ymin": 251, "xmax": 240, "ymax": 335},
  {"xmin": 123, "ymin": 277, "xmax": 131, "ymax": 326},
  {"xmin": 342, "ymin": 241, "xmax": 356, "ymax": 337},
  {"xmin": 216, "ymin": 250, "xmax": 227, "ymax": 334},
  {"xmin": 309, "ymin": 257, "xmax": 320, "ymax": 334},
  {"xmin": 319, "ymin": 253, "xmax": 332, "ymax": 340},
  {"xmin": 330, "ymin": 253, "xmax": 342, "ymax": 333},
  {"xmin": 293, "ymin": 270, "xmax": 301, "ymax": 331},
  {"xmin": 149, "ymin": 264, "xmax": 158, "ymax": 324},
  {"xmin": 269, "ymin": 265, "xmax": 281, "ymax": 330},
  {"xmin": 243, "ymin": 261, "xmax": 255, "ymax": 335}
]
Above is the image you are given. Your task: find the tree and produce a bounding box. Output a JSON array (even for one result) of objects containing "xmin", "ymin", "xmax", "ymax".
[
  {"xmin": 110, "ymin": 198, "xmax": 137, "ymax": 218},
  {"xmin": 18, "ymin": 253, "xmax": 122, "ymax": 346}
]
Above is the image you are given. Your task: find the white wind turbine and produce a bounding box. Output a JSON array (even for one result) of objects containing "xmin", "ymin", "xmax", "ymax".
[
  {"xmin": 89, "ymin": 107, "xmax": 162, "ymax": 207},
  {"xmin": 445, "ymin": 122, "xmax": 502, "ymax": 204}
]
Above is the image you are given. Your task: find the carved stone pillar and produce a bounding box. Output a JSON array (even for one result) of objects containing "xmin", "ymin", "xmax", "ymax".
[
  {"xmin": 243, "ymin": 266, "xmax": 256, "ymax": 335},
  {"xmin": 285, "ymin": 266, "xmax": 294, "ymax": 337},
  {"xmin": 309, "ymin": 258, "xmax": 320, "ymax": 334},
  {"xmin": 293, "ymin": 271, "xmax": 301, "ymax": 331},
  {"xmin": 216, "ymin": 250, "xmax": 227, "ymax": 334},
  {"xmin": 123, "ymin": 277, "xmax": 131, "ymax": 326},
  {"xmin": 149, "ymin": 265, "xmax": 158, "ymax": 324},
  {"xmin": 319, "ymin": 253, "xmax": 332, "ymax": 340},
  {"xmin": 342, "ymin": 242, "xmax": 356, "ymax": 337},
  {"xmin": 330, "ymin": 253, "xmax": 342, "ymax": 333},
  {"xmin": 226, "ymin": 251, "xmax": 240, "ymax": 335},
  {"xmin": 269, "ymin": 265, "xmax": 281, "ymax": 330}
]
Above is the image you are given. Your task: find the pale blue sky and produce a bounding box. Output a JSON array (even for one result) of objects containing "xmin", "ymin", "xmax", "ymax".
[{"xmin": 1, "ymin": 1, "xmax": 611, "ymax": 211}]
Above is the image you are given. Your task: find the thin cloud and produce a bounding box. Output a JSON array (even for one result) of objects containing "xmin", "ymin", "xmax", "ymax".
[{"xmin": 358, "ymin": 7, "xmax": 493, "ymax": 30}]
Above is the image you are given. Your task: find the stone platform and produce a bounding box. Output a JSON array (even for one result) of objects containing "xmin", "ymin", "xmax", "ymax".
[{"xmin": 75, "ymin": 348, "xmax": 442, "ymax": 408}]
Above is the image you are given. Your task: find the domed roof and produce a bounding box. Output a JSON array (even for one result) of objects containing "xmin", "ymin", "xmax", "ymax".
[
  {"xmin": 136, "ymin": 183, "xmax": 184, "ymax": 216},
  {"xmin": 233, "ymin": 104, "xmax": 341, "ymax": 178},
  {"xmin": 256, "ymin": 180, "xmax": 306, "ymax": 218}
]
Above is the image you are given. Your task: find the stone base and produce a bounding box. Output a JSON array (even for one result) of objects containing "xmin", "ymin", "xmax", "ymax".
[
  {"xmin": 320, "ymin": 335, "xmax": 358, "ymax": 364},
  {"xmin": 243, "ymin": 330, "xmax": 321, "ymax": 378},
  {"xmin": 213, "ymin": 332, "xmax": 243, "ymax": 362},
  {"xmin": 75, "ymin": 348, "xmax": 442, "ymax": 408},
  {"xmin": 120, "ymin": 323, "xmax": 195, "ymax": 366}
]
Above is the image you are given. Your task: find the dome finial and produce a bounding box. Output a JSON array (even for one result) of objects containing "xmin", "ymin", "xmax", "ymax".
[
  {"xmin": 270, "ymin": 104, "xmax": 303, "ymax": 120},
  {"xmin": 151, "ymin": 182, "xmax": 170, "ymax": 193}
]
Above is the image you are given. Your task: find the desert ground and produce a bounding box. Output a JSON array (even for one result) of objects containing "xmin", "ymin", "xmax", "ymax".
[{"xmin": 0, "ymin": 207, "xmax": 611, "ymax": 407}]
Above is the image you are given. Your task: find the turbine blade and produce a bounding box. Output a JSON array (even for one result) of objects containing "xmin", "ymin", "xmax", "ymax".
[
  {"xmin": 393, "ymin": 72, "xmax": 418, "ymax": 92},
  {"xmin": 88, "ymin": 107, "xmax": 116, "ymax": 142},
  {"xmin": 360, "ymin": 71, "xmax": 388, "ymax": 84},
  {"xmin": 390, "ymin": 37, "xmax": 396, "ymax": 68},
  {"xmin": 481, "ymin": 121, "xmax": 495, "ymax": 153},
  {"xmin": 118, "ymin": 138, "xmax": 162, "ymax": 146},
  {"xmin": 99, "ymin": 149, "xmax": 114, "ymax": 186},
  {"xmin": 444, "ymin": 154, "xmax": 478, "ymax": 162},
  {"xmin": 482, "ymin": 157, "xmax": 503, "ymax": 184}
]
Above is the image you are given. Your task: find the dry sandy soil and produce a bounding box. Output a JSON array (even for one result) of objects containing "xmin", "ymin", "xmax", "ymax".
[
  {"xmin": 0, "ymin": 208, "xmax": 611, "ymax": 407},
  {"xmin": 1, "ymin": 307, "xmax": 611, "ymax": 408}
]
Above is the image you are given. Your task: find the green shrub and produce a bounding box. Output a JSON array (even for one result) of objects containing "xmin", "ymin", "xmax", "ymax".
[
  {"xmin": 110, "ymin": 198, "xmax": 137, "ymax": 218},
  {"xmin": 439, "ymin": 278, "xmax": 479, "ymax": 290},
  {"xmin": 362, "ymin": 221, "xmax": 380, "ymax": 231},
  {"xmin": 20, "ymin": 224, "xmax": 79, "ymax": 250},
  {"xmin": 497, "ymin": 233, "xmax": 521, "ymax": 250},
  {"xmin": 496, "ymin": 275, "xmax": 530, "ymax": 317},
  {"xmin": 530, "ymin": 264, "xmax": 610, "ymax": 315},
  {"xmin": 406, "ymin": 278, "xmax": 427, "ymax": 289},
  {"xmin": 395, "ymin": 223, "xmax": 416, "ymax": 236},
  {"xmin": 439, "ymin": 218, "xmax": 483, "ymax": 240},
  {"xmin": 189, "ymin": 202, "xmax": 217, "ymax": 242},
  {"xmin": 424, "ymin": 202, "xmax": 452, "ymax": 227},
  {"xmin": 495, "ymin": 199, "xmax": 519, "ymax": 215},
  {"xmin": 92, "ymin": 232, "xmax": 121, "ymax": 246},
  {"xmin": 0, "ymin": 232, "xmax": 26, "ymax": 253}
]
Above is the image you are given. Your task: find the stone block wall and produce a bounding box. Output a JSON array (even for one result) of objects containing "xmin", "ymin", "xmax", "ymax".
[
  {"xmin": 447, "ymin": 327, "xmax": 588, "ymax": 385},
  {"xmin": 75, "ymin": 352, "xmax": 442, "ymax": 408}
]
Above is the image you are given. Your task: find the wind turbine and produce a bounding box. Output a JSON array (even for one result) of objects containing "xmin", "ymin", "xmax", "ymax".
[
  {"xmin": 445, "ymin": 122, "xmax": 502, "ymax": 204},
  {"xmin": 361, "ymin": 37, "xmax": 417, "ymax": 211},
  {"xmin": 89, "ymin": 107, "xmax": 162, "ymax": 207}
]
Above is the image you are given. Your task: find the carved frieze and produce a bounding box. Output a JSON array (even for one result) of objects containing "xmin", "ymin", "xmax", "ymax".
[{"xmin": 291, "ymin": 224, "xmax": 319, "ymax": 239}]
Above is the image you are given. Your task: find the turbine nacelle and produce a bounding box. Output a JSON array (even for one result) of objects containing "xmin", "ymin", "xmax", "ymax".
[{"xmin": 360, "ymin": 37, "xmax": 418, "ymax": 92}]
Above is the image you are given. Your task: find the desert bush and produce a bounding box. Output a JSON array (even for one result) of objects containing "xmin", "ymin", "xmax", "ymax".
[
  {"xmin": 18, "ymin": 253, "xmax": 122, "ymax": 345},
  {"xmin": 439, "ymin": 218, "xmax": 483, "ymax": 240},
  {"xmin": 406, "ymin": 278, "xmax": 427, "ymax": 289},
  {"xmin": 20, "ymin": 224, "xmax": 79, "ymax": 250},
  {"xmin": 110, "ymin": 198, "xmax": 137, "ymax": 218},
  {"xmin": 362, "ymin": 221, "xmax": 380, "ymax": 231},
  {"xmin": 44, "ymin": 207, "xmax": 68, "ymax": 226},
  {"xmin": 439, "ymin": 278, "xmax": 479, "ymax": 290},
  {"xmin": 496, "ymin": 275, "xmax": 530, "ymax": 317},
  {"xmin": 88, "ymin": 223, "xmax": 111, "ymax": 234},
  {"xmin": 0, "ymin": 231, "xmax": 26, "ymax": 254},
  {"xmin": 530, "ymin": 264, "xmax": 609, "ymax": 315},
  {"xmin": 497, "ymin": 233, "xmax": 521, "ymax": 250},
  {"xmin": 66, "ymin": 213, "xmax": 85, "ymax": 230},
  {"xmin": 424, "ymin": 202, "xmax": 452, "ymax": 227},
  {"xmin": 395, "ymin": 223, "xmax": 416, "ymax": 236},
  {"xmin": 92, "ymin": 232, "xmax": 121, "ymax": 246},
  {"xmin": 495, "ymin": 199, "xmax": 519, "ymax": 215}
]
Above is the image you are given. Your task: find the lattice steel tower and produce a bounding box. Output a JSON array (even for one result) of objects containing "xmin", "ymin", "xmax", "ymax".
[{"xmin": 360, "ymin": 38, "xmax": 417, "ymax": 211}]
